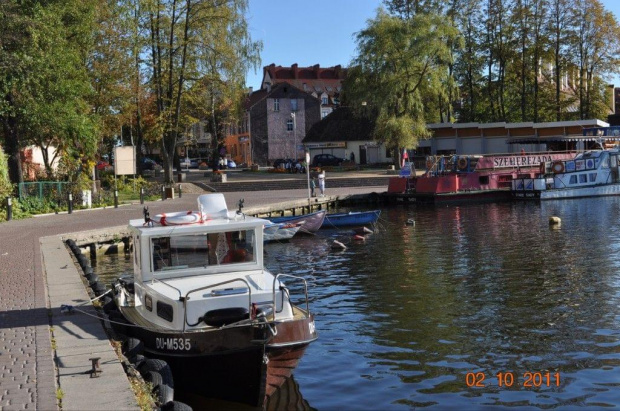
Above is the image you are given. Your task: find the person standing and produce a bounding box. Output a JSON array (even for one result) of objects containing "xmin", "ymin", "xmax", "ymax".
[
  {"xmin": 318, "ymin": 170, "xmax": 326, "ymax": 196},
  {"xmin": 350, "ymin": 152, "xmax": 355, "ymax": 163}
]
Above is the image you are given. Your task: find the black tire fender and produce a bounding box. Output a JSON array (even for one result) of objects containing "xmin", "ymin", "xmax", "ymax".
[
  {"xmin": 161, "ymin": 400, "xmax": 193, "ymax": 411},
  {"xmin": 123, "ymin": 337, "xmax": 144, "ymax": 363},
  {"xmin": 145, "ymin": 371, "xmax": 174, "ymax": 405},
  {"xmin": 139, "ymin": 359, "xmax": 174, "ymax": 389}
]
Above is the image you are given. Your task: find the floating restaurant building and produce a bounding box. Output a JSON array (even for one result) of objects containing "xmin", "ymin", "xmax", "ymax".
[{"xmin": 419, "ymin": 119, "xmax": 613, "ymax": 156}]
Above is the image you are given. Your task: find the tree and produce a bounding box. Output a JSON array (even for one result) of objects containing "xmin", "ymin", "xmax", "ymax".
[
  {"xmin": 142, "ymin": 0, "xmax": 260, "ymax": 184},
  {"xmin": 345, "ymin": 9, "xmax": 460, "ymax": 163}
]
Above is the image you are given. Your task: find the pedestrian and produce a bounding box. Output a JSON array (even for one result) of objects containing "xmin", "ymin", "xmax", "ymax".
[
  {"xmin": 310, "ymin": 178, "xmax": 316, "ymax": 197},
  {"xmin": 350, "ymin": 152, "xmax": 355, "ymax": 163},
  {"xmin": 318, "ymin": 170, "xmax": 326, "ymax": 196}
]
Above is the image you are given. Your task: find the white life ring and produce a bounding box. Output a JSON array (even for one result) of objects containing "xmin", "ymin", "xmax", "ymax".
[{"xmin": 154, "ymin": 211, "xmax": 204, "ymax": 226}]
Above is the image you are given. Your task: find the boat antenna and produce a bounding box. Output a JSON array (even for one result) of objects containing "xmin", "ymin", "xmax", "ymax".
[
  {"xmin": 237, "ymin": 198, "xmax": 245, "ymax": 219},
  {"xmin": 143, "ymin": 206, "xmax": 152, "ymax": 226}
]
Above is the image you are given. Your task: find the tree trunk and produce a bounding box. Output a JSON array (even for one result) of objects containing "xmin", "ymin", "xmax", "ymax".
[{"xmin": 2, "ymin": 92, "xmax": 23, "ymax": 187}]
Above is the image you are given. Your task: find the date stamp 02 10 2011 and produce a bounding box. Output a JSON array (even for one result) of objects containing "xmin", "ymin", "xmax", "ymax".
[{"xmin": 466, "ymin": 371, "xmax": 561, "ymax": 388}]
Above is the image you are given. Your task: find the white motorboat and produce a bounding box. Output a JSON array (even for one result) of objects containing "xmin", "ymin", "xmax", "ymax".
[
  {"xmin": 109, "ymin": 194, "xmax": 317, "ymax": 406},
  {"xmin": 512, "ymin": 149, "xmax": 620, "ymax": 200}
]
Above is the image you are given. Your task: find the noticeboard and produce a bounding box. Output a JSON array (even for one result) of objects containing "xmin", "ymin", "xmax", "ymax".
[{"xmin": 114, "ymin": 146, "xmax": 136, "ymax": 175}]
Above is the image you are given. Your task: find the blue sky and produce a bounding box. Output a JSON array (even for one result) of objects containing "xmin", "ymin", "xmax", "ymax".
[{"xmin": 245, "ymin": 0, "xmax": 620, "ymax": 89}]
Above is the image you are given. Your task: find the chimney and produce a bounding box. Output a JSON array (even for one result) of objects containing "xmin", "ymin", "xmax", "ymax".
[
  {"xmin": 247, "ymin": 86, "xmax": 253, "ymax": 96},
  {"xmin": 292, "ymin": 63, "xmax": 299, "ymax": 79}
]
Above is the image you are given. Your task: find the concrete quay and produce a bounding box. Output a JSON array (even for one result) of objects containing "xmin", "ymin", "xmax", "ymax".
[{"xmin": 0, "ymin": 180, "xmax": 387, "ymax": 410}]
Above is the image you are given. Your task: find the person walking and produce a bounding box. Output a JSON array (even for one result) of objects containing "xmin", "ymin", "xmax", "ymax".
[{"xmin": 318, "ymin": 170, "xmax": 326, "ymax": 196}]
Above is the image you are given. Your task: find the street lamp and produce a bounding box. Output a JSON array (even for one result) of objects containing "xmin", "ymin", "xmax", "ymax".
[{"xmin": 291, "ymin": 112, "xmax": 296, "ymax": 160}]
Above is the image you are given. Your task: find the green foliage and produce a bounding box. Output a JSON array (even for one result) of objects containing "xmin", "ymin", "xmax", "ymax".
[
  {"xmin": 345, "ymin": 9, "xmax": 459, "ymax": 152},
  {"xmin": 0, "ymin": 146, "xmax": 13, "ymax": 199}
]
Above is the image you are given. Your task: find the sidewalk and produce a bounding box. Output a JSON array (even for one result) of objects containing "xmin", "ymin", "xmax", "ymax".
[{"xmin": 0, "ymin": 182, "xmax": 387, "ymax": 410}]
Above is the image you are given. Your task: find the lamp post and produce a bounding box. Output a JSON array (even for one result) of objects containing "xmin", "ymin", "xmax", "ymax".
[
  {"xmin": 305, "ymin": 151, "xmax": 311, "ymax": 203},
  {"xmin": 291, "ymin": 112, "xmax": 296, "ymax": 160}
]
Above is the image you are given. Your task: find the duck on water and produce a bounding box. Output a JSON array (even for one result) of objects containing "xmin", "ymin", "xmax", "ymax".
[{"xmin": 109, "ymin": 193, "xmax": 317, "ymax": 407}]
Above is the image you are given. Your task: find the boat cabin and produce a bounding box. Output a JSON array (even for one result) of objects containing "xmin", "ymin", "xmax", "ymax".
[{"xmin": 121, "ymin": 195, "xmax": 293, "ymax": 331}]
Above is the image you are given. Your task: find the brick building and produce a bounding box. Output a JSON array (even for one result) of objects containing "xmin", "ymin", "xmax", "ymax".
[{"xmin": 224, "ymin": 64, "xmax": 347, "ymax": 166}]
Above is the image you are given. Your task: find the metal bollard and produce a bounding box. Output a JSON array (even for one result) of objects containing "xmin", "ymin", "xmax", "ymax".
[
  {"xmin": 68, "ymin": 193, "xmax": 73, "ymax": 214},
  {"xmin": 179, "ymin": 184, "xmax": 182, "ymax": 198},
  {"xmin": 6, "ymin": 197, "xmax": 12, "ymax": 221},
  {"xmin": 140, "ymin": 187, "xmax": 144, "ymax": 204},
  {"xmin": 161, "ymin": 185, "xmax": 166, "ymax": 201},
  {"xmin": 114, "ymin": 190, "xmax": 118, "ymax": 208}
]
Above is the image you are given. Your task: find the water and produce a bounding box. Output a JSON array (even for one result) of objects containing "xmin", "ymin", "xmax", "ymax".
[{"xmin": 95, "ymin": 199, "xmax": 620, "ymax": 409}]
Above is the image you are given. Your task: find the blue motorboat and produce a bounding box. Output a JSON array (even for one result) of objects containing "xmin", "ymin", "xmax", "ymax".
[{"xmin": 322, "ymin": 210, "xmax": 381, "ymax": 228}]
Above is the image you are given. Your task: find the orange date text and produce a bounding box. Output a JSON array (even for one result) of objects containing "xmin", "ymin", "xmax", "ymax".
[{"xmin": 465, "ymin": 371, "xmax": 561, "ymax": 388}]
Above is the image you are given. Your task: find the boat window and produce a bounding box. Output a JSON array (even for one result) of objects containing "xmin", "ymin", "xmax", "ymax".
[
  {"xmin": 601, "ymin": 157, "xmax": 610, "ymax": 168},
  {"xmin": 569, "ymin": 175, "xmax": 578, "ymax": 184},
  {"xmin": 589, "ymin": 173, "xmax": 597, "ymax": 182},
  {"xmin": 151, "ymin": 229, "xmax": 256, "ymax": 273},
  {"xmin": 579, "ymin": 174, "xmax": 587, "ymax": 183},
  {"xmin": 479, "ymin": 175, "xmax": 489, "ymax": 185}
]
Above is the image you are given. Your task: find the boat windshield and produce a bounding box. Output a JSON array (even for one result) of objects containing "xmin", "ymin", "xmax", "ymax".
[{"xmin": 151, "ymin": 229, "xmax": 256, "ymax": 273}]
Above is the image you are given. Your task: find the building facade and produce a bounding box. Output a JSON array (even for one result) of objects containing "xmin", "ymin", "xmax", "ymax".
[{"xmin": 224, "ymin": 64, "xmax": 347, "ymax": 166}]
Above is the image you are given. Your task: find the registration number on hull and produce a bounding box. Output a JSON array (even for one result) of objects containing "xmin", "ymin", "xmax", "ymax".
[{"xmin": 155, "ymin": 337, "xmax": 191, "ymax": 351}]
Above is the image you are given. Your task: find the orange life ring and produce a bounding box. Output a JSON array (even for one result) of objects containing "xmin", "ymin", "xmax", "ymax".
[
  {"xmin": 457, "ymin": 157, "xmax": 468, "ymax": 170},
  {"xmin": 551, "ymin": 161, "xmax": 565, "ymax": 174}
]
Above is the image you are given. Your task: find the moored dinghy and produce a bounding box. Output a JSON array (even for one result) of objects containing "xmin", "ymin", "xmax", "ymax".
[
  {"xmin": 110, "ymin": 193, "xmax": 317, "ymax": 407},
  {"xmin": 322, "ymin": 210, "xmax": 381, "ymax": 228},
  {"xmin": 268, "ymin": 210, "xmax": 327, "ymax": 233}
]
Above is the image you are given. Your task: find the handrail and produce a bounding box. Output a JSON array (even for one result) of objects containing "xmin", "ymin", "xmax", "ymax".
[
  {"xmin": 150, "ymin": 277, "xmax": 183, "ymax": 300},
  {"xmin": 182, "ymin": 278, "xmax": 252, "ymax": 332},
  {"xmin": 273, "ymin": 273, "xmax": 310, "ymax": 316}
]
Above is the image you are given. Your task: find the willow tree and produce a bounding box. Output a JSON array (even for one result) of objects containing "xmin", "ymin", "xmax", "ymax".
[
  {"xmin": 143, "ymin": 0, "xmax": 260, "ymax": 184},
  {"xmin": 344, "ymin": 9, "xmax": 460, "ymax": 164}
]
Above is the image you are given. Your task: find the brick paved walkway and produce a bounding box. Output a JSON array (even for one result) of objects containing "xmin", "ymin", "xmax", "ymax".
[{"xmin": 0, "ymin": 184, "xmax": 386, "ymax": 410}]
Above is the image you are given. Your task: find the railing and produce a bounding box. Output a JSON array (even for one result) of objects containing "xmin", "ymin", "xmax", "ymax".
[
  {"xmin": 273, "ymin": 273, "xmax": 310, "ymax": 316},
  {"xmin": 18, "ymin": 181, "xmax": 72, "ymax": 200}
]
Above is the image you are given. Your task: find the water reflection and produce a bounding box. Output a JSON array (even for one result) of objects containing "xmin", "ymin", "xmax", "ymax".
[{"xmin": 95, "ymin": 200, "xmax": 620, "ymax": 409}]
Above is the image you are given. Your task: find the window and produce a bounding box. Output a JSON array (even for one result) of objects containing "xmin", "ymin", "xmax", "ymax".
[
  {"xmin": 579, "ymin": 174, "xmax": 587, "ymax": 183},
  {"xmin": 291, "ymin": 99, "xmax": 298, "ymax": 112},
  {"xmin": 569, "ymin": 175, "xmax": 577, "ymax": 184},
  {"xmin": 152, "ymin": 230, "xmax": 255, "ymax": 273},
  {"xmin": 589, "ymin": 173, "xmax": 597, "ymax": 182},
  {"xmin": 321, "ymin": 110, "xmax": 329, "ymax": 118},
  {"xmin": 274, "ymin": 98, "xmax": 280, "ymax": 111},
  {"xmin": 321, "ymin": 96, "xmax": 328, "ymax": 105},
  {"xmin": 287, "ymin": 119, "xmax": 294, "ymax": 131}
]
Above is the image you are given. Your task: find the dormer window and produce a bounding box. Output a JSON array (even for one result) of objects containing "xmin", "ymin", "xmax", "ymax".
[{"xmin": 321, "ymin": 94, "xmax": 328, "ymax": 105}]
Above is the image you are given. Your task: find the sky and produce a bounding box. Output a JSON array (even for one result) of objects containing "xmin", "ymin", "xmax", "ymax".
[{"xmin": 245, "ymin": 0, "xmax": 620, "ymax": 90}]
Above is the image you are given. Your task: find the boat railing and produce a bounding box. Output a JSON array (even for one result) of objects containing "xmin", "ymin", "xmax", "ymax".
[
  {"xmin": 273, "ymin": 274, "xmax": 310, "ymax": 317},
  {"xmin": 182, "ymin": 278, "xmax": 252, "ymax": 332},
  {"xmin": 150, "ymin": 277, "xmax": 183, "ymax": 300}
]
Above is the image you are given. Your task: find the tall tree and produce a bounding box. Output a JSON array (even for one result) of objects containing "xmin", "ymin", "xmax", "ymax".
[
  {"xmin": 143, "ymin": 0, "xmax": 260, "ymax": 184},
  {"xmin": 345, "ymin": 9, "xmax": 460, "ymax": 160}
]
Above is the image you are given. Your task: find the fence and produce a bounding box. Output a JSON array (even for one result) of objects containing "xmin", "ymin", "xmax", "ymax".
[{"xmin": 18, "ymin": 182, "xmax": 73, "ymax": 201}]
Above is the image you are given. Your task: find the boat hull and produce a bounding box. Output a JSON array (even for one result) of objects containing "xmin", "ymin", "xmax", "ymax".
[
  {"xmin": 269, "ymin": 210, "xmax": 327, "ymax": 233},
  {"xmin": 514, "ymin": 183, "xmax": 620, "ymax": 200},
  {"xmin": 117, "ymin": 306, "xmax": 316, "ymax": 407},
  {"xmin": 322, "ymin": 210, "xmax": 381, "ymax": 228}
]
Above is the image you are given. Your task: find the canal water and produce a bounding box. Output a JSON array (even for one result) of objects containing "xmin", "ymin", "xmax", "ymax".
[{"xmin": 95, "ymin": 199, "xmax": 620, "ymax": 409}]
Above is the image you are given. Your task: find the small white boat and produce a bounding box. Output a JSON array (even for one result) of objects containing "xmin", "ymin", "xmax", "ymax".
[
  {"xmin": 109, "ymin": 194, "xmax": 317, "ymax": 406},
  {"xmin": 512, "ymin": 149, "xmax": 620, "ymax": 200},
  {"xmin": 267, "ymin": 210, "xmax": 327, "ymax": 233},
  {"xmin": 264, "ymin": 222, "xmax": 303, "ymax": 242}
]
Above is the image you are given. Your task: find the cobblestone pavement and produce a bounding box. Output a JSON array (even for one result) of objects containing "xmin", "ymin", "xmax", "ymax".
[{"xmin": 0, "ymin": 183, "xmax": 386, "ymax": 410}]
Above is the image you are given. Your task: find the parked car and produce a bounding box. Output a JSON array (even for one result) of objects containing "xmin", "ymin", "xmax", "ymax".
[
  {"xmin": 96, "ymin": 161, "xmax": 112, "ymax": 171},
  {"xmin": 139, "ymin": 157, "xmax": 159, "ymax": 171},
  {"xmin": 311, "ymin": 154, "xmax": 346, "ymax": 167},
  {"xmin": 180, "ymin": 157, "xmax": 198, "ymax": 169}
]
